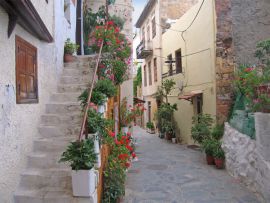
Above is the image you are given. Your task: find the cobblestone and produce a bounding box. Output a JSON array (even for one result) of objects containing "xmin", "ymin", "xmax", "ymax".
[{"xmin": 123, "ymin": 127, "xmax": 261, "ymax": 203}]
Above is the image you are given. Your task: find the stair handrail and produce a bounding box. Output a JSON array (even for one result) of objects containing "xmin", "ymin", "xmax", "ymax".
[{"xmin": 78, "ymin": 25, "xmax": 107, "ymax": 142}]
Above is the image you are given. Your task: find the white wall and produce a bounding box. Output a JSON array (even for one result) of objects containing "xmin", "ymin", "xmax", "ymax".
[{"xmin": 0, "ymin": 1, "xmax": 77, "ymax": 202}]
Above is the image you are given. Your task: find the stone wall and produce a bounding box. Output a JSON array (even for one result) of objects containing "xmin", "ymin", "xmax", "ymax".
[
  {"xmin": 231, "ymin": 0, "xmax": 270, "ymax": 65},
  {"xmin": 214, "ymin": 0, "xmax": 235, "ymax": 123},
  {"xmin": 222, "ymin": 119, "xmax": 270, "ymax": 202},
  {"xmin": 161, "ymin": 0, "xmax": 198, "ymax": 23}
]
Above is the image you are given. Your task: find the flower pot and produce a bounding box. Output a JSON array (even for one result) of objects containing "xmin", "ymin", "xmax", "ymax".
[
  {"xmin": 94, "ymin": 139, "xmax": 100, "ymax": 154},
  {"xmin": 172, "ymin": 138, "xmax": 177, "ymax": 143},
  {"xmin": 71, "ymin": 169, "xmax": 98, "ymax": 197},
  {"xmin": 64, "ymin": 53, "xmax": 75, "ymax": 63},
  {"xmin": 122, "ymin": 127, "xmax": 129, "ymax": 134},
  {"xmin": 166, "ymin": 133, "xmax": 172, "ymax": 141},
  {"xmin": 98, "ymin": 105, "xmax": 105, "ymax": 114},
  {"xmin": 214, "ymin": 158, "xmax": 224, "ymax": 169},
  {"xmin": 95, "ymin": 153, "xmax": 101, "ymax": 168},
  {"xmin": 206, "ymin": 154, "xmax": 215, "ymax": 165}
]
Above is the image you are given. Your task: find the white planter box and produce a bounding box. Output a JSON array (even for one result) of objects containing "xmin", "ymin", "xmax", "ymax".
[{"xmin": 71, "ymin": 169, "xmax": 98, "ymax": 197}]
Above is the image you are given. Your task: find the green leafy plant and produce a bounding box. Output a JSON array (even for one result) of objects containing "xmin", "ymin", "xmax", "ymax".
[
  {"xmin": 202, "ymin": 138, "xmax": 219, "ymax": 156},
  {"xmin": 213, "ymin": 142, "xmax": 225, "ymax": 159},
  {"xmin": 146, "ymin": 121, "xmax": 154, "ymax": 130},
  {"xmin": 78, "ymin": 89, "xmax": 107, "ymax": 107},
  {"xmin": 94, "ymin": 79, "xmax": 117, "ymax": 98},
  {"xmin": 211, "ymin": 124, "xmax": 224, "ymax": 140},
  {"xmin": 133, "ymin": 66, "xmax": 142, "ymax": 96},
  {"xmin": 59, "ymin": 138, "xmax": 96, "ymax": 171},
  {"xmin": 87, "ymin": 109, "xmax": 111, "ymax": 134},
  {"xmin": 64, "ymin": 38, "xmax": 79, "ymax": 55},
  {"xmin": 191, "ymin": 114, "xmax": 214, "ymax": 144}
]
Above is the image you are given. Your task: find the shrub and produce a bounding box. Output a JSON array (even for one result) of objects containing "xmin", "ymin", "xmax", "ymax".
[
  {"xmin": 64, "ymin": 38, "xmax": 79, "ymax": 55},
  {"xmin": 94, "ymin": 79, "xmax": 117, "ymax": 98},
  {"xmin": 191, "ymin": 114, "xmax": 214, "ymax": 144},
  {"xmin": 59, "ymin": 138, "xmax": 96, "ymax": 170}
]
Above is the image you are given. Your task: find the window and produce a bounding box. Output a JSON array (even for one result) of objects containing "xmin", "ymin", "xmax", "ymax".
[
  {"xmin": 147, "ymin": 25, "xmax": 150, "ymax": 42},
  {"xmin": 167, "ymin": 54, "xmax": 173, "ymax": 76},
  {"xmin": 153, "ymin": 58, "xmax": 157, "ymax": 82},
  {"xmin": 152, "ymin": 17, "xmax": 156, "ymax": 38},
  {"xmin": 195, "ymin": 94, "xmax": 203, "ymax": 115},
  {"xmin": 148, "ymin": 61, "xmax": 152, "ymax": 86},
  {"xmin": 16, "ymin": 36, "xmax": 38, "ymax": 104},
  {"xmin": 175, "ymin": 49, "xmax": 182, "ymax": 73},
  {"xmin": 148, "ymin": 101, "xmax": 151, "ymax": 122},
  {"xmin": 142, "ymin": 27, "xmax": 145, "ymax": 42},
  {"xmin": 144, "ymin": 65, "xmax": 147, "ymax": 87}
]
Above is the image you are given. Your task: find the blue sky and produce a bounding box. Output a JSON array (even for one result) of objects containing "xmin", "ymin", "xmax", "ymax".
[{"xmin": 133, "ymin": 0, "xmax": 147, "ymax": 29}]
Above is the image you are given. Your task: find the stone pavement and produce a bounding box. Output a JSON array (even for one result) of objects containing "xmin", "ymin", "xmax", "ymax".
[{"xmin": 123, "ymin": 127, "xmax": 261, "ymax": 203}]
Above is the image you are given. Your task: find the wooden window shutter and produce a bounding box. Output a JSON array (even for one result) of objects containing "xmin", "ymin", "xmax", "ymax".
[{"xmin": 16, "ymin": 36, "xmax": 38, "ymax": 104}]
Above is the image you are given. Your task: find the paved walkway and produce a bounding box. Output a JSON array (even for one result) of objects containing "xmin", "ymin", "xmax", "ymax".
[{"xmin": 123, "ymin": 127, "xmax": 261, "ymax": 203}]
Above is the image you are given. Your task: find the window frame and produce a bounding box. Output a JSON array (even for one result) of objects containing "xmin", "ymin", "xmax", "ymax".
[
  {"xmin": 153, "ymin": 58, "xmax": 157, "ymax": 82},
  {"xmin": 175, "ymin": 49, "xmax": 183, "ymax": 74},
  {"xmin": 167, "ymin": 54, "xmax": 173, "ymax": 76},
  {"xmin": 144, "ymin": 65, "xmax": 147, "ymax": 87},
  {"xmin": 16, "ymin": 35, "xmax": 38, "ymax": 104},
  {"xmin": 148, "ymin": 61, "xmax": 152, "ymax": 86},
  {"xmin": 152, "ymin": 17, "xmax": 156, "ymax": 38}
]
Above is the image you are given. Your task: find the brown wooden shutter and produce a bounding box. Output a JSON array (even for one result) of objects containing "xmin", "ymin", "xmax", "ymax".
[{"xmin": 16, "ymin": 36, "xmax": 38, "ymax": 104}]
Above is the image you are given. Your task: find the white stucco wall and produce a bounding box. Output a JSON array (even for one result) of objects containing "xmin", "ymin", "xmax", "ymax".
[{"xmin": 0, "ymin": 1, "xmax": 77, "ymax": 202}]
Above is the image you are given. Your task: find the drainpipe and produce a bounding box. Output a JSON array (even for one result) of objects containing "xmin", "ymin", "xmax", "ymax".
[{"xmin": 76, "ymin": 0, "xmax": 84, "ymax": 55}]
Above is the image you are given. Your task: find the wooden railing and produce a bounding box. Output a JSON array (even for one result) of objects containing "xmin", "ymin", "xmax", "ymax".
[{"xmin": 78, "ymin": 30, "xmax": 106, "ymax": 142}]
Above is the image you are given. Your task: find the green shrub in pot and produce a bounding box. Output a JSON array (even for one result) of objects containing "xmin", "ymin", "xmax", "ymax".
[{"xmin": 94, "ymin": 79, "xmax": 117, "ymax": 98}]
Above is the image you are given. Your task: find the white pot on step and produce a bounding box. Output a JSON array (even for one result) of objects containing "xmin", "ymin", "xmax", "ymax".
[
  {"xmin": 95, "ymin": 153, "xmax": 101, "ymax": 168},
  {"xmin": 122, "ymin": 127, "xmax": 129, "ymax": 134},
  {"xmin": 98, "ymin": 105, "xmax": 105, "ymax": 114},
  {"xmin": 71, "ymin": 168, "xmax": 98, "ymax": 197},
  {"xmin": 172, "ymin": 138, "xmax": 177, "ymax": 144},
  {"xmin": 94, "ymin": 138, "xmax": 100, "ymax": 154}
]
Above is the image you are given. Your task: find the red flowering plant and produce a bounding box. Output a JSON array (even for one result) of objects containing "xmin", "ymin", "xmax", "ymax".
[
  {"xmin": 234, "ymin": 65, "xmax": 270, "ymax": 112},
  {"xmin": 90, "ymin": 21, "xmax": 132, "ymax": 85}
]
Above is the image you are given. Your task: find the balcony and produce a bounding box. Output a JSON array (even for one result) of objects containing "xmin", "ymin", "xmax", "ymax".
[{"xmin": 136, "ymin": 40, "xmax": 153, "ymax": 59}]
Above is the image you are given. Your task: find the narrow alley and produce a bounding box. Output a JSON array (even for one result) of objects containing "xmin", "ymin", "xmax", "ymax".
[{"xmin": 124, "ymin": 127, "xmax": 260, "ymax": 203}]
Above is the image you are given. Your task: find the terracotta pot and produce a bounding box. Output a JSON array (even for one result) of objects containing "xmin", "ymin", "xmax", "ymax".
[
  {"xmin": 214, "ymin": 158, "xmax": 224, "ymax": 169},
  {"xmin": 206, "ymin": 154, "xmax": 215, "ymax": 165},
  {"xmin": 64, "ymin": 53, "xmax": 75, "ymax": 62},
  {"xmin": 166, "ymin": 132, "xmax": 172, "ymax": 140}
]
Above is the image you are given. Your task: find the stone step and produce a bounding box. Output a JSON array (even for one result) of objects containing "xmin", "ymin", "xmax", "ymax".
[
  {"xmin": 14, "ymin": 188, "xmax": 96, "ymax": 203},
  {"xmin": 50, "ymin": 93, "xmax": 81, "ymax": 103},
  {"xmin": 57, "ymin": 84, "xmax": 89, "ymax": 93},
  {"xmin": 64, "ymin": 61, "xmax": 95, "ymax": 69},
  {"xmin": 27, "ymin": 152, "xmax": 68, "ymax": 169},
  {"xmin": 38, "ymin": 125, "xmax": 80, "ymax": 138},
  {"xmin": 59, "ymin": 76, "xmax": 92, "ymax": 85},
  {"xmin": 33, "ymin": 138, "xmax": 75, "ymax": 153},
  {"xmin": 14, "ymin": 189, "xmax": 72, "ymax": 203},
  {"xmin": 46, "ymin": 103, "xmax": 82, "ymax": 114},
  {"xmin": 41, "ymin": 114, "xmax": 82, "ymax": 126},
  {"xmin": 62, "ymin": 68, "xmax": 93, "ymax": 77},
  {"xmin": 19, "ymin": 169, "xmax": 71, "ymax": 190}
]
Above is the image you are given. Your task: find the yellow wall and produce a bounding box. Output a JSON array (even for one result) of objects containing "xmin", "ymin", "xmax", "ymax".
[{"xmin": 162, "ymin": 0, "xmax": 216, "ymax": 144}]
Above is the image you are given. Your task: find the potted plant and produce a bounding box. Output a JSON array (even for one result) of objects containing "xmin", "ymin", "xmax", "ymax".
[
  {"xmin": 146, "ymin": 121, "xmax": 155, "ymax": 134},
  {"xmin": 191, "ymin": 114, "xmax": 214, "ymax": 144},
  {"xmin": 213, "ymin": 142, "xmax": 225, "ymax": 169},
  {"xmin": 64, "ymin": 38, "xmax": 79, "ymax": 62},
  {"xmin": 202, "ymin": 138, "xmax": 218, "ymax": 165},
  {"xmin": 59, "ymin": 138, "xmax": 98, "ymax": 196},
  {"xmin": 120, "ymin": 98, "xmax": 133, "ymax": 133},
  {"xmin": 171, "ymin": 133, "xmax": 177, "ymax": 144}
]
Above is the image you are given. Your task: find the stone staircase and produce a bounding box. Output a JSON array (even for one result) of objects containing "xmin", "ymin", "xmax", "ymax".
[{"xmin": 14, "ymin": 56, "xmax": 97, "ymax": 203}]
